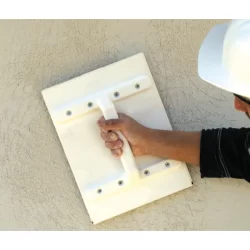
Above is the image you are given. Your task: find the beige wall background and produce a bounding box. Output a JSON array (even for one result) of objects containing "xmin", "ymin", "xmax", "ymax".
[{"xmin": 1, "ymin": 20, "xmax": 250, "ymax": 231}]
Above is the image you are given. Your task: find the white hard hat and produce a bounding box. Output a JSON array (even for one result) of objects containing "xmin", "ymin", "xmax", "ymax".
[{"xmin": 198, "ymin": 19, "xmax": 250, "ymax": 98}]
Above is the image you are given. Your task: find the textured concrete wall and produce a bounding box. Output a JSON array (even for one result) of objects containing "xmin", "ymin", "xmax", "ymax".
[{"xmin": 1, "ymin": 20, "xmax": 250, "ymax": 231}]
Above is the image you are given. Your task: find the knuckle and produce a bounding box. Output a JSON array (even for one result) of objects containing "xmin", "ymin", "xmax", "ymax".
[
  {"xmin": 107, "ymin": 132, "xmax": 118, "ymax": 141},
  {"xmin": 101, "ymin": 128, "xmax": 108, "ymax": 133},
  {"xmin": 99, "ymin": 116, "xmax": 105, "ymax": 122},
  {"xmin": 115, "ymin": 139, "xmax": 123, "ymax": 149},
  {"xmin": 105, "ymin": 140, "xmax": 123, "ymax": 149},
  {"xmin": 100, "ymin": 131, "xmax": 107, "ymax": 140},
  {"xmin": 101, "ymin": 131, "xmax": 118, "ymax": 141},
  {"xmin": 105, "ymin": 141, "xmax": 112, "ymax": 149},
  {"xmin": 112, "ymin": 148, "xmax": 123, "ymax": 157}
]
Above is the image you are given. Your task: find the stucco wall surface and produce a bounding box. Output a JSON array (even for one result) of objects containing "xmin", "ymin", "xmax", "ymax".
[{"xmin": 1, "ymin": 20, "xmax": 250, "ymax": 231}]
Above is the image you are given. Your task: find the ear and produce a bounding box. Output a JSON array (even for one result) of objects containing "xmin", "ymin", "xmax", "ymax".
[
  {"xmin": 246, "ymin": 103, "xmax": 250, "ymax": 114},
  {"xmin": 234, "ymin": 97, "xmax": 248, "ymax": 112}
]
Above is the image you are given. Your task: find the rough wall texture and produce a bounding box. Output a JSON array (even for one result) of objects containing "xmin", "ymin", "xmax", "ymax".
[{"xmin": 1, "ymin": 20, "xmax": 250, "ymax": 231}]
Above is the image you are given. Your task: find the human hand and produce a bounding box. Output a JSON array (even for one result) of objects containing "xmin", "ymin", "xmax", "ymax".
[{"xmin": 97, "ymin": 113, "xmax": 152, "ymax": 157}]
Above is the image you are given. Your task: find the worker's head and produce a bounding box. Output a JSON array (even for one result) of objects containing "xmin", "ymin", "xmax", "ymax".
[{"xmin": 198, "ymin": 19, "xmax": 250, "ymax": 119}]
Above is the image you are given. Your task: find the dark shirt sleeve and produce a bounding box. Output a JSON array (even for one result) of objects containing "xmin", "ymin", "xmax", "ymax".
[{"xmin": 200, "ymin": 127, "xmax": 250, "ymax": 182}]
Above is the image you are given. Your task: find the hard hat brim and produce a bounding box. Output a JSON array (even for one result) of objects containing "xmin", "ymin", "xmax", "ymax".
[{"xmin": 198, "ymin": 23, "xmax": 232, "ymax": 92}]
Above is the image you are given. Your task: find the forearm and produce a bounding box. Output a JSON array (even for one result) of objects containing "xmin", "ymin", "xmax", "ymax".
[{"xmin": 147, "ymin": 129, "xmax": 201, "ymax": 166}]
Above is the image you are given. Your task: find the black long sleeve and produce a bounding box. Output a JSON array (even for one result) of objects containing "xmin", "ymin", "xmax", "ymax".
[{"xmin": 200, "ymin": 127, "xmax": 250, "ymax": 182}]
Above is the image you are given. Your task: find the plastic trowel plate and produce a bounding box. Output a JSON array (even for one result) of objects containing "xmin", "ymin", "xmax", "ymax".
[{"xmin": 41, "ymin": 53, "xmax": 193, "ymax": 224}]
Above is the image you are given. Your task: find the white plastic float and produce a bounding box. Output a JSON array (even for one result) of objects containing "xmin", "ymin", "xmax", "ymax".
[{"xmin": 41, "ymin": 53, "xmax": 193, "ymax": 224}]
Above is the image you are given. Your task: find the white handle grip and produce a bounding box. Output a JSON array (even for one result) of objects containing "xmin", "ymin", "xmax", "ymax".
[{"xmin": 97, "ymin": 96, "xmax": 140, "ymax": 181}]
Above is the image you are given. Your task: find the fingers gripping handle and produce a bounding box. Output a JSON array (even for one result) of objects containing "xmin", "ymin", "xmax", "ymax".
[{"xmin": 97, "ymin": 96, "xmax": 140, "ymax": 181}]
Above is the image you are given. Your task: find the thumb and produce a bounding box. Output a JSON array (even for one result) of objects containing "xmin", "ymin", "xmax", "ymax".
[{"xmin": 98, "ymin": 116, "xmax": 124, "ymax": 131}]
